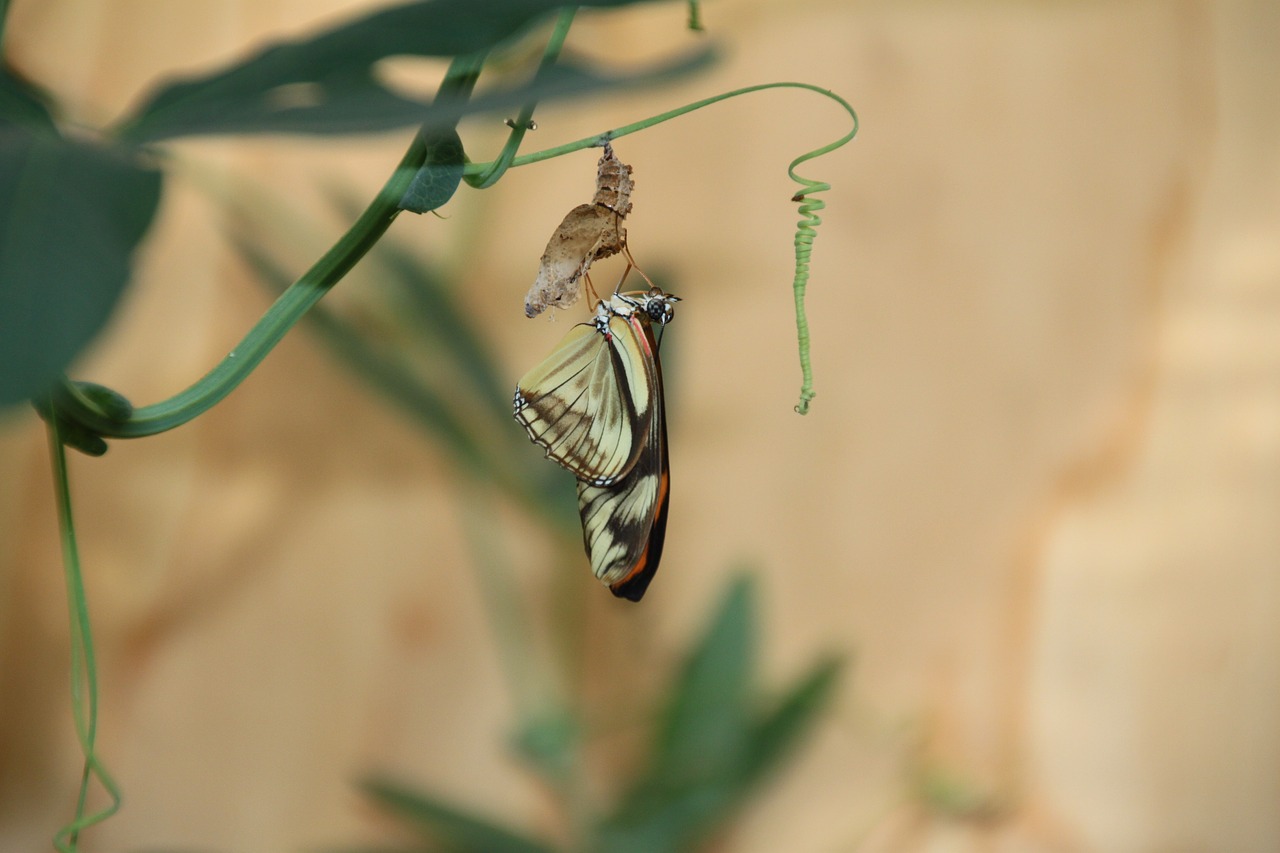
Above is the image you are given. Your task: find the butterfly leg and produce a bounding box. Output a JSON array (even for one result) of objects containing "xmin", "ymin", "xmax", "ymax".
[
  {"xmin": 620, "ymin": 242, "xmax": 659, "ymax": 293},
  {"xmin": 584, "ymin": 270, "xmax": 602, "ymax": 305}
]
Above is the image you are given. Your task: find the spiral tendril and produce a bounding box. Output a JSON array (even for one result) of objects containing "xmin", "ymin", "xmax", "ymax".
[
  {"xmin": 789, "ymin": 179, "xmax": 826, "ymax": 414},
  {"xmin": 786, "ymin": 90, "xmax": 858, "ymax": 414}
]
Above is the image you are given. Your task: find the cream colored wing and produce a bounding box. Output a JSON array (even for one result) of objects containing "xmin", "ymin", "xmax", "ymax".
[{"xmin": 514, "ymin": 315, "xmax": 653, "ymax": 485}]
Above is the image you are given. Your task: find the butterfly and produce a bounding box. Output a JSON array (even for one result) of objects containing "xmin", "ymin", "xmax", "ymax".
[{"xmin": 514, "ymin": 286, "xmax": 679, "ymax": 601}]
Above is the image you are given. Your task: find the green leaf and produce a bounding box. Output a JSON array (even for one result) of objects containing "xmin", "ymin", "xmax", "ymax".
[
  {"xmin": 116, "ymin": 0, "xmax": 711, "ymax": 142},
  {"xmin": 360, "ymin": 777, "xmax": 556, "ymax": 853},
  {"xmin": 400, "ymin": 129, "xmax": 465, "ymax": 213},
  {"xmin": 594, "ymin": 578, "xmax": 841, "ymax": 853},
  {"xmin": 653, "ymin": 574, "xmax": 756, "ymax": 780},
  {"xmin": 0, "ymin": 62, "xmax": 58, "ymax": 132},
  {"xmin": 511, "ymin": 708, "xmax": 581, "ymax": 788},
  {"xmin": 0, "ymin": 128, "xmax": 162, "ymax": 408},
  {"xmin": 229, "ymin": 234, "xmax": 496, "ymax": 477},
  {"xmin": 740, "ymin": 654, "xmax": 841, "ymax": 786},
  {"xmin": 367, "ymin": 236, "xmax": 509, "ymax": 414},
  {"xmin": 594, "ymin": 576, "xmax": 757, "ymax": 851}
]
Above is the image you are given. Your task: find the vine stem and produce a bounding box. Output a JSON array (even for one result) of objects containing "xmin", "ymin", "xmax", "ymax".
[
  {"xmin": 54, "ymin": 53, "xmax": 487, "ymax": 439},
  {"xmin": 46, "ymin": 412, "xmax": 121, "ymax": 852},
  {"xmin": 468, "ymin": 7, "xmax": 576, "ymax": 189},
  {"xmin": 58, "ymin": 78, "xmax": 855, "ymax": 436},
  {"xmin": 464, "ymin": 81, "xmax": 857, "ymax": 175},
  {"xmin": 0, "ymin": 0, "xmax": 11, "ymax": 51}
]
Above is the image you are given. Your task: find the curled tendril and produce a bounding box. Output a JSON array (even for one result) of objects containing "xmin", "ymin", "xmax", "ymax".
[
  {"xmin": 788, "ymin": 179, "xmax": 825, "ymax": 414},
  {"xmin": 786, "ymin": 91, "xmax": 858, "ymax": 414}
]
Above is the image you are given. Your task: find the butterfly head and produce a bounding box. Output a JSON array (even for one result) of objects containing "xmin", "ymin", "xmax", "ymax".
[
  {"xmin": 641, "ymin": 288, "xmax": 681, "ymax": 326},
  {"xmin": 609, "ymin": 287, "xmax": 681, "ymax": 327}
]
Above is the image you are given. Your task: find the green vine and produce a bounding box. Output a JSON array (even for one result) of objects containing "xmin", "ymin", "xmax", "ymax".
[
  {"xmin": 46, "ymin": 408, "xmax": 121, "ymax": 853},
  {"xmin": 0, "ymin": 0, "xmax": 11, "ymax": 51},
  {"xmin": 51, "ymin": 81, "xmax": 855, "ymax": 441}
]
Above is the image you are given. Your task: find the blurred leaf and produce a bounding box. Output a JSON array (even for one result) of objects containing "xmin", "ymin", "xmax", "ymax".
[
  {"xmin": 116, "ymin": 0, "xmax": 712, "ymax": 142},
  {"xmin": 354, "ymin": 575, "xmax": 840, "ymax": 853},
  {"xmin": 595, "ymin": 577, "xmax": 841, "ymax": 853},
  {"xmin": 653, "ymin": 574, "xmax": 755, "ymax": 779},
  {"xmin": 511, "ymin": 707, "xmax": 581, "ymax": 788},
  {"xmin": 400, "ymin": 129, "xmax": 466, "ymax": 213},
  {"xmin": 918, "ymin": 767, "xmax": 1002, "ymax": 819},
  {"xmin": 740, "ymin": 654, "xmax": 841, "ymax": 785},
  {"xmin": 594, "ymin": 577, "xmax": 757, "ymax": 851},
  {"xmin": 367, "ymin": 236, "xmax": 510, "ymax": 414},
  {"xmin": 229, "ymin": 233, "xmax": 496, "ymax": 477},
  {"xmin": 229, "ymin": 196, "xmax": 579, "ymax": 530},
  {"xmin": 0, "ymin": 127, "xmax": 162, "ymax": 408},
  {"xmin": 361, "ymin": 777, "xmax": 556, "ymax": 853},
  {"xmin": 0, "ymin": 62, "xmax": 57, "ymax": 131}
]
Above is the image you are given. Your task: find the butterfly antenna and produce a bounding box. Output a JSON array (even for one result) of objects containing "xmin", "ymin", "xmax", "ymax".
[{"xmin": 584, "ymin": 271, "xmax": 602, "ymax": 305}]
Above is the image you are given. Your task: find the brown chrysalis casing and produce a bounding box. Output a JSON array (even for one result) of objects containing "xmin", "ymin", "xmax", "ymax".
[{"xmin": 524, "ymin": 143, "xmax": 635, "ymax": 318}]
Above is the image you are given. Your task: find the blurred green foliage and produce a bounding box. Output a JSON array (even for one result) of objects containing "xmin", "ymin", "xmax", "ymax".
[
  {"xmin": 353, "ymin": 577, "xmax": 841, "ymax": 853},
  {"xmin": 0, "ymin": 0, "xmax": 707, "ymax": 411}
]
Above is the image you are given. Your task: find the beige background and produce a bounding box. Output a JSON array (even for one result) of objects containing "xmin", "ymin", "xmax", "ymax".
[{"xmin": 2, "ymin": 1, "xmax": 1279, "ymax": 851}]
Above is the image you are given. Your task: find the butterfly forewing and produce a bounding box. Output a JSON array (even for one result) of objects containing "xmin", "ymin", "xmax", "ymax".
[{"xmin": 514, "ymin": 314, "xmax": 654, "ymax": 484}]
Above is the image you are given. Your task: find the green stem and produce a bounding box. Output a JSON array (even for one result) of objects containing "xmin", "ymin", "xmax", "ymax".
[
  {"xmin": 54, "ymin": 54, "xmax": 487, "ymax": 439},
  {"xmin": 464, "ymin": 81, "xmax": 858, "ymax": 175},
  {"xmin": 467, "ymin": 7, "xmax": 576, "ymax": 190},
  {"xmin": 0, "ymin": 0, "xmax": 12, "ymax": 52},
  {"xmin": 687, "ymin": 0, "xmax": 704, "ymax": 31},
  {"xmin": 46, "ymin": 412, "xmax": 121, "ymax": 853}
]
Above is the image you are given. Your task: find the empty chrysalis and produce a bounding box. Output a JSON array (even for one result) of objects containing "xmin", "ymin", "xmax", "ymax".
[{"xmin": 524, "ymin": 143, "xmax": 635, "ymax": 318}]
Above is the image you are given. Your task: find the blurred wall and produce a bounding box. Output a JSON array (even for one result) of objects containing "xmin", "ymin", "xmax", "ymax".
[{"xmin": 2, "ymin": 0, "xmax": 1279, "ymax": 851}]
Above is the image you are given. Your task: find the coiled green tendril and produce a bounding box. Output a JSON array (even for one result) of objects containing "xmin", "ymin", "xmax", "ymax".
[{"xmin": 786, "ymin": 91, "xmax": 858, "ymax": 414}]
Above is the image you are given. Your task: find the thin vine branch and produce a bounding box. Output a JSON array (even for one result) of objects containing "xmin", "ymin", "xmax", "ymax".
[
  {"xmin": 0, "ymin": 0, "xmax": 12, "ymax": 52},
  {"xmin": 468, "ymin": 7, "xmax": 576, "ymax": 190},
  {"xmin": 51, "ymin": 53, "xmax": 486, "ymax": 439},
  {"xmin": 55, "ymin": 77, "xmax": 856, "ymax": 438},
  {"xmin": 46, "ymin": 412, "xmax": 120, "ymax": 852}
]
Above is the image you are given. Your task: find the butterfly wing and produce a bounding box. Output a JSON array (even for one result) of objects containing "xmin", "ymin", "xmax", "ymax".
[
  {"xmin": 514, "ymin": 314, "xmax": 653, "ymax": 484},
  {"xmin": 576, "ymin": 312, "xmax": 670, "ymax": 601}
]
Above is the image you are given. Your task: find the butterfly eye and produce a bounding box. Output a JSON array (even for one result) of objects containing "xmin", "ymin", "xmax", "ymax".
[{"xmin": 646, "ymin": 299, "xmax": 675, "ymax": 326}]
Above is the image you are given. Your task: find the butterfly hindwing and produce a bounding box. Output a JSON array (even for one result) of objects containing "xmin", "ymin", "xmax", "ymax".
[{"xmin": 514, "ymin": 313, "xmax": 653, "ymax": 484}]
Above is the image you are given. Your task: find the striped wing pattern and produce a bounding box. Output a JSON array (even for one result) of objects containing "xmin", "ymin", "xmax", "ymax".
[
  {"xmin": 576, "ymin": 310, "xmax": 670, "ymax": 601},
  {"xmin": 514, "ymin": 314, "xmax": 653, "ymax": 485},
  {"xmin": 515, "ymin": 287, "xmax": 678, "ymax": 602}
]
